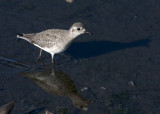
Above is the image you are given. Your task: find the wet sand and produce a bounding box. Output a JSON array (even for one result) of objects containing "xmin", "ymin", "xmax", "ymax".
[{"xmin": 0, "ymin": 0, "xmax": 160, "ymax": 113}]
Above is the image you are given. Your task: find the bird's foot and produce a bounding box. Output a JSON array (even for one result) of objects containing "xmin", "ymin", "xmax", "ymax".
[
  {"xmin": 38, "ymin": 56, "xmax": 45, "ymax": 64},
  {"xmin": 51, "ymin": 61, "xmax": 55, "ymax": 70},
  {"xmin": 38, "ymin": 55, "xmax": 42, "ymax": 60}
]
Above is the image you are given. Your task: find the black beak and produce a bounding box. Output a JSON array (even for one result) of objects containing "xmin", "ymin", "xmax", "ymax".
[{"xmin": 85, "ymin": 31, "xmax": 92, "ymax": 35}]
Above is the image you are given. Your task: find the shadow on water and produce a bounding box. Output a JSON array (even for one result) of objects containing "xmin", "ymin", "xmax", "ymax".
[
  {"xmin": 21, "ymin": 68, "xmax": 93, "ymax": 111},
  {"xmin": 25, "ymin": 107, "xmax": 45, "ymax": 114},
  {"xmin": 66, "ymin": 39, "xmax": 152, "ymax": 58}
]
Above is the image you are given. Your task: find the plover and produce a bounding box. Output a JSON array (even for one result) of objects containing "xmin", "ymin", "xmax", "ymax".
[{"xmin": 17, "ymin": 22, "xmax": 91, "ymax": 64}]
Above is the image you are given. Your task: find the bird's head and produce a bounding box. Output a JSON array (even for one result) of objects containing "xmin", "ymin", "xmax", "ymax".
[{"xmin": 69, "ymin": 22, "xmax": 91, "ymax": 38}]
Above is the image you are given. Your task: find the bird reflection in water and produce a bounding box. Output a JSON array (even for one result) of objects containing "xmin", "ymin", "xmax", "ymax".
[{"xmin": 22, "ymin": 68, "xmax": 93, "ymax": 111}]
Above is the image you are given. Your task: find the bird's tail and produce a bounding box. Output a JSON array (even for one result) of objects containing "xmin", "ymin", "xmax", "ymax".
[
  {"xmin": 17, "ymin": 33, "xmax": 31, "ymax": 42},
  {"xmin": 17, "ymin": 33, "xmax": 24, "ymax": 39},
  {"xmin": 17, "ymin": 33, "xmax": 37, "ymax": 43}
]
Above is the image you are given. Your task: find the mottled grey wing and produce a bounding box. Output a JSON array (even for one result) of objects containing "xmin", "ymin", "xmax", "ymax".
[{"xmin": 32, "ymin": 32, "xmax": 60, "ymax": 48}]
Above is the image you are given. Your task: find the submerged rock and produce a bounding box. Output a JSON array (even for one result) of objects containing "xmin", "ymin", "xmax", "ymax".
[{"xmin": 0, "ymin": 101, "xmax": 15, "ymax": 114}]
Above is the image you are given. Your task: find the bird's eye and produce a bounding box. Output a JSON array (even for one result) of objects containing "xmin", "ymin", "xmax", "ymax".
[{"xmin": 77, "ymin": 28, "xmax": 81, "ymax": 31}]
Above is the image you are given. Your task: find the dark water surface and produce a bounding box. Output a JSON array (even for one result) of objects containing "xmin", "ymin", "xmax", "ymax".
[{"xmin": 0, "ymin": 0, "xmax": 160, "ymax": 114}]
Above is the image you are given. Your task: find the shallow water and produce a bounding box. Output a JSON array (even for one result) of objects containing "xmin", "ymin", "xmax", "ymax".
[{"xmin": 0, "ymin": 0, "xmax": 160, "ymax": 114}]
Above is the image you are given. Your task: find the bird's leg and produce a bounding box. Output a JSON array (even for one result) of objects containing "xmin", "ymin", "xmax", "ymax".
[
  {"xmin": 38, "ymin": 49, "xmax": 43, "ymax": 59},
  {"xmin": 51, "ymin": 54, "xmax": 55, "ymax": 67},
  {"xmin": 38, "ymin": 49, "xmax": 44, "ymax": 64}
]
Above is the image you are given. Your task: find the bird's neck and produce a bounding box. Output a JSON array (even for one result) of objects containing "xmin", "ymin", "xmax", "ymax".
[{"xmin": 69, "ymin": 31, "xmax": 80, "ymax": 39}]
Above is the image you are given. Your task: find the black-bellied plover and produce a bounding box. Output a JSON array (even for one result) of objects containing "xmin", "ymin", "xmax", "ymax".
[{"xmin": 17, "ymin": 22, "xmax": 91, "ymax": 64}]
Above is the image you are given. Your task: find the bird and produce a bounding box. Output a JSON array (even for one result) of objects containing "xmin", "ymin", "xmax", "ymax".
[{"xmin": 17, "ymin": 22, "xmax": 91, "ymax": 64}]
